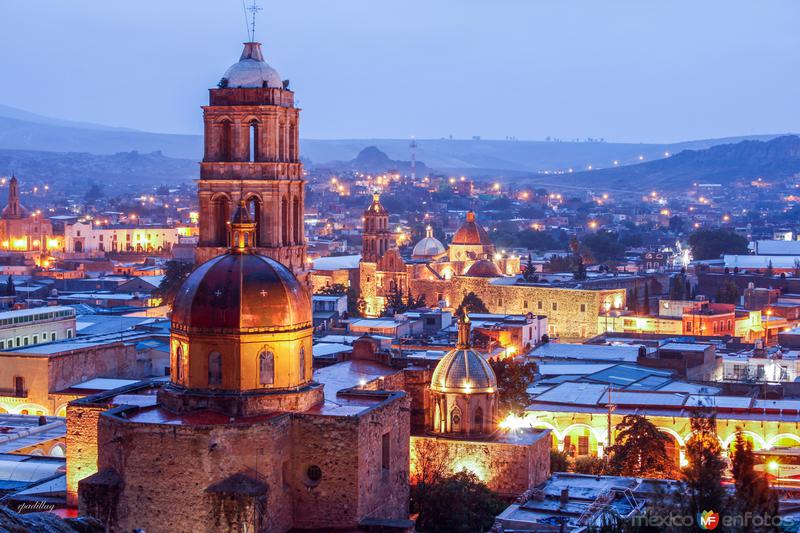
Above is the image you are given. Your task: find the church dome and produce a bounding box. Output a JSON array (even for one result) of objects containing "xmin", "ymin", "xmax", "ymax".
[
  {"xmin": 431, "ymin": 318, "xmax": 496, "ymax": 394},
  {"xmin": 222, "ymin": 42, "xmax": 283, "ymax": 89},
  {"xmin": 412, "ymin": 226, "xmax": 445, "ymax": 258},
  {"xmin": 172, "ymin": 223, "xmax": 311, "ymax": 334},
  {"xmin": 452, "ymin": 211, "xmax": 492, "ymax": 246},
  {"xmin": 465, "ymin": 259, "xmax": 503, "ymax": 278}
]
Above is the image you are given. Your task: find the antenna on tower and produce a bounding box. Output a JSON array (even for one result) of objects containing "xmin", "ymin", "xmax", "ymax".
[
  {"xmin": 242, "ymin": 0, "xmax": 263, "ymax": 42},
  {"xmin": 410, "ymin": 136, "xmax": 417, "ymax": 182}
]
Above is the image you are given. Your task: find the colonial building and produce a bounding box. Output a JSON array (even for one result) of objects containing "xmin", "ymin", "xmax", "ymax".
[
  {"xmin": 72, "ymin": 45, "xmax": 410, "ymax": 532},
  {"xmin": 64, "ymin": 222, "xmax": 193, "ymax": 254},
  {"xmin": 195, "ymin": 42, "xmax": 306, "ymax": 272},
  {"xmin": 0, "ymin": 176, "xmax": 57, "ymax": 254}
]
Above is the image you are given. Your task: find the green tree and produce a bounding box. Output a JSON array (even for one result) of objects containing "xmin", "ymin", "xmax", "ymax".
[
  {"xmin": 716, "ymin": 279, "xmax": 740, "ymax": 305},
  {"xmin": 642, "ymin": 282, "xmax": 651, "ymax": 315},
  {"xmin": 411, "ymin": 470, "xmax": 505, "ymax": 533},
  {"xmin": 489, "ymin": 358, "xmax": 536, "ymax": 416},
  {"xmin": 688, "ymin": 229, "xmax": 749, "ymax": 260},
  {"xmin": 684, "ymin": 412, "xmax": 727, "ymax": 519},
  {"xmin": 154, "ymin": 260, "xmax": 194, "ymax": 306},
  {"xmin": 574, "ymin": 455, "xmax": 605, "ymax": 475},
  {"xmin": 521, "ymin": 254, "xmax": 538, "ymax": 282},
  {"xmin": 765, "ymin": 260, "xmax": 775, "ymax": 278},
  {"xmin": 730, "ymin": 431, "xmax": 778, "ymax": 530},
  {"xmin": 4, "ymin": 276, "xmax": 15, "ymax": 297},
  {"xmin": 581, "ymin": 231, "xmax": 626, "ymax": 263},
  {"xmin": 573, "ymin": 255, "xmax": 587, "ymax": 281},
  {"xmin": 550, "ymin": 449, "xmax": 571, "ymax": 473},
  {"xmin": 607, "ymin": 414, "xmax": 677, "ymax": 478},
  {"xmin": 668, "ymin": 269, "xmax": 690, "ymax": 300},
  {"xmin": 316, "ymin": 283, "xmax": 361, "ymax": 317},
  {"xmin": 456, "ymin": 292, "xmax": 489, "ymax": 316}
]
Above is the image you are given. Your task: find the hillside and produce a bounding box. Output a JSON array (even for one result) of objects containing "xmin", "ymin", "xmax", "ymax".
[
  {"xmin": 0, "ymin": 105, "xmax": 788, "ymax": 176},
  {"xmin": 540, "ymin": 135, "xmax": 800, "ymax": 191}
]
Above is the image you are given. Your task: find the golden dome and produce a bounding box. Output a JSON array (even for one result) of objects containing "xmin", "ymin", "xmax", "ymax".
[
  {"xmin": 452, "ymin": 211, "xmax": 492, "ymax": 246},
  {"xmin": 465, "ymin": 259, "xmax": 503, "ymax": 278}
]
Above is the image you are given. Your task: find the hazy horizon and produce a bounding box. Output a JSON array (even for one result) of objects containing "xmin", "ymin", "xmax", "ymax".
[{"xmin": 2, "ymin": 0, "xmax": 798, "ymax": 143}]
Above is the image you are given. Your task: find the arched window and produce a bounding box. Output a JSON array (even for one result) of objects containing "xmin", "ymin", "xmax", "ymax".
[
  {"xmin": 278, "ymin": 122, "xmax": 286, "ymax": 162},
  {"xmin": 473, "ymin": 407, "xmax": 484, "ymax": 432},
  {"xmin": 293, "ymin": 196, "xmax": 302, "ymax": 244},
  {"xmin": 259, "ymin": 350, "xmax": 274, "ymax": 386},
  {"xmin": 175, "ymin": 346, "xmax": 184, "ymax": 382},
  {"xmin": 219, "ymin": 120, "xmax": 232, "ymax": 161},
  {"xmin": 208, "ymin": 351, "xmax": 222, "ymax": 385},
  {"xmin": 281, "ymin": 197, "xmax": 290, "ymax": 246},
  {"xmin": 451, "ymin": 406, "xmax": 462, "ymax": 433},
  {"xmin": 247, "ymin": 197, "xmax": 261, "ymax": 246},
  {"xmin": 299, "ymin": 347, "xmax": 306, "ymax": 381},
  {"xmin": 249, "ymin": 120, "xmax": 259, "ymax": 162},
  {"xmin": 213, "ymin": 196, "xmax": 231, "ymax": 247}
]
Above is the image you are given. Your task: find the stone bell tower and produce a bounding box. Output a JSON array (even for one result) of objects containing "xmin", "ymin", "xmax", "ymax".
[{"xmin": 196, "ymin": 41, "xmax": 306, "ymax": 273}]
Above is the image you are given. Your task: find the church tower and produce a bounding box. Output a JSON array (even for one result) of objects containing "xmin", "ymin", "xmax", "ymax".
[
  {"xmin": 3, "ymin": 176, "xmax": 25, "ymax": 219},
  {"xmin": 196, "ymin": 41, "xmax": 306, "ymax": 272},
  {"xmin": 361, "ymin": 193, "xmax": 392, "ymax": 262}
]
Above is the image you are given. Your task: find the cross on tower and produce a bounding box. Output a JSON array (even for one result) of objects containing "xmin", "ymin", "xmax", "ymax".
[{"xmin": 247, "ymin": 1, "xmax": 263, "ymax": 42}]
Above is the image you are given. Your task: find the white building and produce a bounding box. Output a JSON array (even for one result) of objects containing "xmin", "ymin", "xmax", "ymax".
[
  {"xmin": 0, "ymin": 306, "xmax": 76, "ymax": 350},
  {"xmin": 64, "ymin": 222, "xmax": 193, "ymax": 254}
]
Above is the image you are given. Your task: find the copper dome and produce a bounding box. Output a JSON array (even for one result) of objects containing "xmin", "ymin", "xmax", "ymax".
[
  {"xmin": 451, "ymin": 211, "xmax": 492, "ymax": 246},
  {"xmin": 465, "ymin": 259, "xmax": 503, "ymax": 278},
  {"xmin": 172, "ymin": 252, "xmax": 311, "ymax": 334}
]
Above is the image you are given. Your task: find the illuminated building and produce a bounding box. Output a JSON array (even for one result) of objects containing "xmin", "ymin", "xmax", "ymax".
[
  {"xmin": 64, "ymin": 222, "xmax": 193, "ymax": 254},
  {"xmin": 194, "ymin": 41, "xmax": 307, "ymax": 272},
  {"xmin": 72, "ymin": 47, "xmax": 410, "ymax": 530},
  {"xmin": 0, "ymin": 176, "xmax": 56, "ymax": 253},
  {"xmin": 525, "ymin": 380, "xmax": 800, "ymax": 467},
  {"xmin": 408, "ymin": 316, "xmax": 551, "ymax": 497}
]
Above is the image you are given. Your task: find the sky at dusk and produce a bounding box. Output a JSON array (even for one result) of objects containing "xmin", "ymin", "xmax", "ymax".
[{"xmin": 1, "ymin": 0, "xmax": 798, "ymax": 143}]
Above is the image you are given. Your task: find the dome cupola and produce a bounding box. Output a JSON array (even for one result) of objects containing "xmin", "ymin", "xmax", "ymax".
[
  {"xmin": 429, "ymin": 316, "xmax": 498, "ymax": 436},
  {"xmin": 221, "ymin": 42, "xmax": 284, "ymax": 89},
  {"xmin": 452, "ymin": 211, "xmax": 492, "ymax": 246},
  {"xmin": 412, "ymin": 226, "xmax": 445, "ymax": 259}
]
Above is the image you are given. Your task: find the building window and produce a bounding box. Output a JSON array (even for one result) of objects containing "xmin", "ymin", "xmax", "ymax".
[
  {"xmin": 451, "ymin": 406, "xmax": 462, "ymax": 433},
  {"xmin": 473, "ymin": 407, "xmax": 483, "ymax": 432},
  {"xmin": 176, "ymin": 346, "xmax": 184, "ymax": 382},
  {"xmin": 381, "ymin": 432, "xmax": 390, "ymax": 477},
  {"xmin": 523, "ymin": 300, "xmax": 528, "ymax": 309},
  {"xmin": 580, "ymin": 304, "xmax": 586, "ymax": 313},
  {"xmin": 299, "ymin": 346, "xmax": 306, "ymax": 381},
  {"xmin": 14, "ymin": 376, "xmax": 24, "ymax": 397},
  {"xmin": 208, "ymin": 351, "xmax": 222, "ymax": 385},
  {"xmin": 259, "ymin": 350, "xmax": 274, "ymax": 385},
  {"xmin": 67, "ymin": 329, "xmax": 73, "ymax": 338},
  {"xmin": 537, "ymin": 301, "xmax": 543, "ymax": 310},
  {"xmin": 578, "ymin": 435, "xmax": 589, "ymax": 456},
  {"xmin": 552, "ymin": 302, "xmax": 558, "ymax": 311}
]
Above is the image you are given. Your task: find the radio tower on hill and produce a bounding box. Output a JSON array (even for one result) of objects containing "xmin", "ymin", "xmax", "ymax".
[{"xmin": 410, "ymin": 136, "xmax": 417, "ymax": 181}]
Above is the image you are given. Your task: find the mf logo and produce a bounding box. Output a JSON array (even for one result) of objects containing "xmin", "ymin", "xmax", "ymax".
[{"xmin": 698, "ymin": 510, "xmax": 720, "ymax": 530}]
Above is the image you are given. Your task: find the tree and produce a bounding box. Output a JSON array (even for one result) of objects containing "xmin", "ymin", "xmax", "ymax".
[
  {"xmin": 573, "ymin": 255, "xmax": 587, "ymax": 281},
  {"xmin": 581, "ymin": 231, "xmax": 626, "ymax": 263},
  {"xmin": 765, "ymin": 260, "xmax": 775, "ymax": 278},
  {"xmin": 489, "ymin": 358, "xmax": 536, "ymax": 416},
  {"xmin": 668, "ymin": 269, "xmax": 690, "ymax": 300},
  {"xmin": 381, "ymin": 286, "xmax": 425, "ymax": 317},
  {"xmin": 455, "ymin": 292, "xmax": 488, "ymax": 316},
  {"xmin": 84, "ymin": 181, "xmax": 104, "ymax": 204},
  {"xmin": 411, "ymin": 470, "xmax": 505, "ymax": 533},
  {"xmin": 550, "ymin": 449, "xmax": 570, "ymax": 473},
  {"xmin": 794, "ymin": 259, "xmax": 800, "ymax": 278},
  {"xmin": 730, "ymin": 432, "xmax": 778, "ymax": 530},
  {"xmin": 574, "ymin": 456, "xmax": 605, "ymax": 475},
  {"xmin": 607, "ymin": 414, "xmax": 677, "ymax": 478},
  {"xmin": 154, "ymin": 260, "xmax": 194, "ymax": 306},
  {"xmin": 642, "ymin": 282, "xmax": 651, "ymax": 315},
  {"xmin": 716, "ymin": 279, "xmax": 740, "ymax": 305},
  {"xmin": 4, "ymin": 276, "xmax": 14, "ymax": 297},
  {"xmin": 522, "ymin": 254, "xmax": 538, "ymax": 282},
  {"xmin": 683, "ymin": 411, "xmax": 727, "ymax": 519},
  {"xmin": 317, "ymin": 283, "xmax": 361, "ymax": 317},
  {"xmin": 688, "ymin": 229, "xmax": 749, "ymax": 260}
]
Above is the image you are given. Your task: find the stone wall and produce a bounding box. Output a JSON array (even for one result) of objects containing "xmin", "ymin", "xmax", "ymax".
[
  {"xmin": 66, "ymin": 403, "xmax": 106, "ymax": 506},
  {"xmin": 83, "ymin": 410, "xmax": 294, "ymax": 533},
  {"xmin": 410, "ymin": 430, "xmax": 551, "ymax": 498}
]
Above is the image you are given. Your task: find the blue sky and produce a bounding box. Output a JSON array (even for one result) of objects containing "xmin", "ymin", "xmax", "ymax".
[{"xmin": 1, "ymin": 0, "xmax": 798, "ymax": 142}]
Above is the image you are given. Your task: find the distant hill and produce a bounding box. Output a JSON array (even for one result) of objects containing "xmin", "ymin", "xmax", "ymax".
[
  {"xmin": 0, "ymin": 105, "xmax": 789, "ymax": 175},
  {"xmin": 318, "ymin": 146, "xmax": 429, "ymax": 174},
  {"xmin": 0, "ymin": 149, "xmax": 195, "ymax": 193},
  {"xmin": 542, "ymin": 135, "xmax": 800, "ymax": 191}
]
